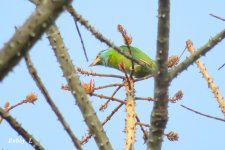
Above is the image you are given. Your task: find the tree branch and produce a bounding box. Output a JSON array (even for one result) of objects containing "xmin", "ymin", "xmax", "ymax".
[
  {"xmin": 0, "ymin": 107, "xmax": 44, "ymax": 150},
  {"xmin": 0, "ymin": 0, "xmax": 71, "ymax": 81},
  {"xmin": 169, "ymin": 28, "xmax": 225, "ymax": 80},
  {"xmin": 186, "ymin": 40, "xmax": 225, "ymax": 116},
  {"xmin": 148, "ymin": 0, "xmax": 170, "ymax": 150},
  {"xmin": 181, "ymin": 105, "xmax": 225, "ymax": 122},
  {"xmin": 66, "ymin": 5, "xmax": 154, "ymax": 71},
  {"xmin": 124, "ymin": 77, "xmax": 136, "ymax": 150},
  {"xmin": 209, "ymin": 13, "xmax": 225, "ymax": 21},
  {"xmin": 46, "ymin": 24, "xmax": 113, "ymax": 150},
  {"xmin": 25, "ymin": 53, "xmax": 82, "ymax": 150}
]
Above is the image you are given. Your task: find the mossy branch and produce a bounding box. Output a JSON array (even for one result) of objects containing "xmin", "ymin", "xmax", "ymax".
[
  {"xmin": 0, "ymin": 107, "xmax": 44, "ymax": 150},
  {"xmin": 46, "ymin": 24, "xmax": 113, "ymax": 150},
  {"xmin": 0, "ymin": 0, "xmax": 71, "ymax": 81},
  {"xmin": 148, "ymin": 0, "xmax": 170, "ymax": 150}
]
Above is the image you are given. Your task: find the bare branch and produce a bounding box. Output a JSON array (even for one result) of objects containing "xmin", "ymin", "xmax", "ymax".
[
  {"xmin": 92, "ymin": 93, "xmax": 126, "ymax": 104},
  {"xmin": 66, "ymin": 5, "xmax": 154, "ymax": 71},
  {"xmin": 77, "ymin": 67, "xmax": 125, "ymax": 79},
  {"xmin": 148, "ymin": 0, "xmax": 170, "ymax": 149},
  {"xmin": 75, "ymin": 21, "xmax": 89, "ymax": 62},
  {"xmin": 25, "ymin": 53, "xmax": 82, "ymax": 150},
  {"xmin": 95, "ymin": 83, "xmax": 124, "ymax": 91},
  {"xmin": 209, "ymin": 13, "xmax": 225, "ymax": 21},
  {"xmin": 99, "ymin": 86, "xmax": 123, "ymax": 111},
  {"xmin": 124, "ymin": 77, "xmax": 136, "ymax": 150},
  {"xmin": 0, "ymin": 107, "xmax": 45, "ymax": 150},
  {"xmin": 81, "ymin": 103, "xmax": 124, "ymax": 145},
  {"xmin": 136, "ymin": 122, "xmax": 151, "ymax": 128},
  {"xmin": 186, "ymin": 40, "xmax": 225, "ymax": 116},
  {"xmin": 135, "ymin": 115, "xmax": 148, "ymax": 142},
  {"xmin": 169, "ymin": 28, "xmax": 225, "ymax": 80},
  {"xmin": 181, "ymin": 105, "xmax": 225, "ymax": 122},
  {"xmin": 0, "ymin": 0, "xmax": 71, "ymax": 81},
  {"xmin": 46, "ymin": 24, "xmax": 113, "ymax": 149}
]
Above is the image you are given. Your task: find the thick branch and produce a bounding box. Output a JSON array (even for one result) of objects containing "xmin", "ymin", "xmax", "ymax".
[
  {"xmin": 124, "ymin": 77, "xmax": 136, "ymax": 150},
  {"xmin": 0, "ymin": 0, "xmax": 71, "ymax": 81},
  {"xmin": 46, "ymin": 24, "xmax": 113, "ymax": 150},
  {"xmin": 148, "ymin": 0, "xmax": 170, "ymax": 150},
  {"xmin": 0, "ymin": 107, "xmax": 44, "ymax": 150},
  {"xmin": 169, "ymin": 28, "xmax": 225, "ymax": 80}
]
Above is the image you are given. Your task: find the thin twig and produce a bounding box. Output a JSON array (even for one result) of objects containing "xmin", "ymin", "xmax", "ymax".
[
  {"xmin": 8, "ymin": 99, "xmax": 34, "ymax": 112},
  {"xmin": 81, "ymin": 103, "xmax": 124, "ymax": 145},
  {"xmin": 209, "ymin": 13, "xmax": 225, "ymax": 21},
  {"xmin": 181, "ymin": 105, "xmax": 225, "ymax": 122},
  {"xmin": 178, "ymin": 46, "xmax": 187, "ymax": 60},
  {"xmin": 66, "ymin": 5, "xmax": 153, "ymax": 71},
  {"xmin": 135, "ymin": 96, "xmax": 155, "ymax": 101},
  {"xmin": 99, "ymin": 86, "xmax": 123, "ymax": 111},
  {"xmin": 66, "ymin": 5, "xmax": 88, "ymax": 62},
  {"xmin": 135, "ymin": 90, "xmax": 183, "ymax": 102},
  {"xmin": 25, "ymin": 53, "xmax": 82, "ymax": 150},
  {"xmin": 134, "ymin": 74, "xmax": 153, "ymax": 82},
  {"xmin": 74, "ymin": 19, "xmax": 88, "ymax": 61},
  {"xmin": 135, "ymin": 115, "xmax": 148, "ymax": 141},
  {"xmin": 102, "ymin": 103, "xmax": 124, "ymax": 126},
  {"xmin": 77, "ymin": 67, "xmax": 125, "ymax": 79},
  {"xmin": 92, "ymin": 93, "xmax": 126, "ymax": 104},
  {"xmin": 94, "ymin": 83, "xmax": 124, "ymax": 90},
  {"xmin": 135, "ymin": 122, "xmax": 151, "ymax": 128},
  {"xmin": 218, "ymin": 63, "xmax": 225, "ymax": 70}
]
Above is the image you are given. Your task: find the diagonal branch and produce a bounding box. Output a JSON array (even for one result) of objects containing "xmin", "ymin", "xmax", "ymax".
[
  {"xmin": 66, "ymin": 5, "xmax": 153, "ymax": 72},
  {"xmin": 209, "ymin": 13, "xmax": 225, "ymax": 21},
  {"xmin": 181, "ymin": 105, "xmax": 225, "ymax": 122},
  {"xmin": 74, "ymin": 20, "xmax": 89, "ymax": 62},
  {"xmin": 0, "ymin": 0, "xmax": 71, "ymax": 81},
  {"xmin": 25, "ymin": 53, "xmax": 82, "ymax": 150},
  {"xmin": 0, "ymin": 107, "xmax": 44, "ymax": 150},
  {"xmin": 148, "ymin": 0, "xmax": 170, "ymax": 150},
  {"xmin": 80, "ymin": 103, "xmax": 124, "ymax": 145},
  {"xmin": 169, "ymin": 28, "xmax": 225, "ymax": 80},
  {"xmin": 46, "ymin": 24, "xmax": 113, "ymax": 150},
  {"xmin": 186, "ymin": 40, "xmax": 225, "ymax": 116}
]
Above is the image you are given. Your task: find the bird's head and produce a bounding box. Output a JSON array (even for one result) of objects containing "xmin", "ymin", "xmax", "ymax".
[{"xmin": 89, "ymin": 52, "xmax": 103, "ymax": 66}]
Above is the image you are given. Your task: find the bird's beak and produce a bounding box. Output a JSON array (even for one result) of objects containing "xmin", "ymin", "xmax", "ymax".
[{"xmin": 89, "ymin": 57, "xmax": 100, "ymax": 67}]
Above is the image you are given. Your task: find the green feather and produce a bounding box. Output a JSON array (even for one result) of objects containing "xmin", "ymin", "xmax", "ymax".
[{"xmin": 90, "ymin": 45, "xmax": 156, "ymax": 78}]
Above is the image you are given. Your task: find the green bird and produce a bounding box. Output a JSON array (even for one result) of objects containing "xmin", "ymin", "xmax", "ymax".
[{"xmin": 90, "ymin": 45, "xmax": 156, "ymax": 78}]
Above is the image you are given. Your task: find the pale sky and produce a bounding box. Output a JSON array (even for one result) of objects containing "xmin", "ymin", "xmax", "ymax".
[{"xmin": 1, "ymin": 0, "xmax": 225, "ymax": 149}]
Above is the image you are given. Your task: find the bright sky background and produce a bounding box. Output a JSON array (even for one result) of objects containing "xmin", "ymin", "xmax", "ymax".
[{"xmin": 1, "ymin": 0, "xmax": 225, "ymax": 150}]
